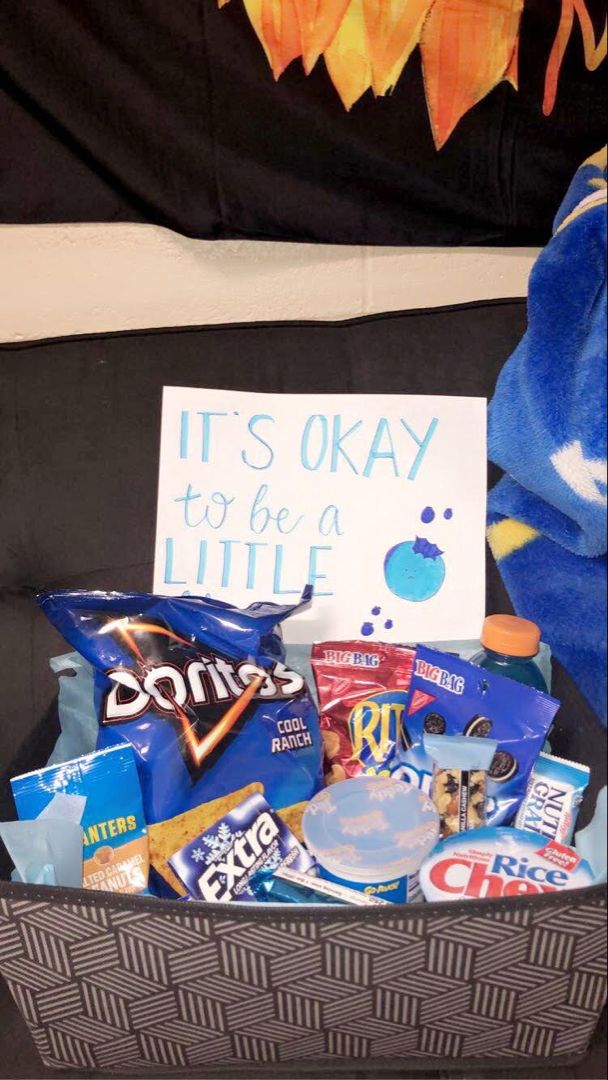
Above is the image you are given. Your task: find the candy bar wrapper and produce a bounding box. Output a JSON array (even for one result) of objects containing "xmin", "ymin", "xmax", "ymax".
[
  {"xmin": 169, "ymin": 792, "xmax": 315, "ymax": 902},
  {"xmin": 11, "ymin": 744, "xmax": 149, "ymax": 895},
  {"xmin": 251, "ymin": 865, "xmax": 391, "ymax": 906},
  {"xmin": 402, "ymin": 646, "xmax": 560, "ymax": 827},
  {"xmin": 515, "ymin": 752, "xmax": 590, "ymax": 845},
  {"xmin": 424, "ymin": 734, "xmax": 498, "ymax": 837}
]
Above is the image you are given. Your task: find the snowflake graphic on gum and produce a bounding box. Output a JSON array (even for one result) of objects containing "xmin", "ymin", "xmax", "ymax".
[
  {"xmin": 260, "ymin": 842, "xmax": 283, "ymax": 873},
  {"xmin": 199, "ymin": 821, "xmax": 244, "ymax": 862}
]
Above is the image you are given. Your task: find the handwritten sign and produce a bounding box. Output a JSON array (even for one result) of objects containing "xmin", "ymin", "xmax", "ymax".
[{"xmin": 153, "ymin": 388, "xmax": 487, "ymax": 643}]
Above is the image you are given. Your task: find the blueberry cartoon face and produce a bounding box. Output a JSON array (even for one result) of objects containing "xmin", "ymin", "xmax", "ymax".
[{"xmin": 383, "ymin": 536, "xmax": 446, "ymax": 602}]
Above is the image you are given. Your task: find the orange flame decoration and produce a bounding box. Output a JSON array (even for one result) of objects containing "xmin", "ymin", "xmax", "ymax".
[
  {"xmin": 220, "ymin": 0, "xmax": 606, "ymax": 147},
  {"xmin": 114, "ymin": 621, "xmax": 265, "ymax": 766}
]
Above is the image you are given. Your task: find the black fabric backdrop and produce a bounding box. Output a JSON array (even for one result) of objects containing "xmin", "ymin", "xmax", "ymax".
[
  {"xmin": 0, "ymin": 300, "xmax": 604, "ymax": 818},
  {"xmin": 0, "ymin": 0, "xmax": 605, "ymax": 245}
]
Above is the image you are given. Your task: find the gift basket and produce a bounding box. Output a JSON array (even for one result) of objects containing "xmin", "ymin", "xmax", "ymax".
[{"xmin": 0, "ymin": 300, "xmax": 605, "ymax": 1075}]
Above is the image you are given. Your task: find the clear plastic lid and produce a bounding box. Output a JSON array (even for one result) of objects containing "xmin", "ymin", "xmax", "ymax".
[{"xmin": 303, "ymin": 776, "xmax": 439, "ymax": 882}]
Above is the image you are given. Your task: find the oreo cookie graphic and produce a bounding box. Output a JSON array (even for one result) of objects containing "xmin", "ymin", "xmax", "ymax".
[
  {"xmin": 464, "ymin": 715, "xmax": 494, "ymax": 738},
  {"xmin": 423, "ymin": 713, "xmax": 446, "ymax": 734},
  {"xmin": 488, "ymin": 750, "xmax": 518, "ymax": 783},
  {"xmin": 403, "ymin": 646, "xmax": 559, "ymax": 827}
]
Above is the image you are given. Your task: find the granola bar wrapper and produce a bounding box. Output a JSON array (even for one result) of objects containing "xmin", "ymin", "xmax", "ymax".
[{"xmin": 425, "ymin": 733, "xmax": 498, "ymax": 838}]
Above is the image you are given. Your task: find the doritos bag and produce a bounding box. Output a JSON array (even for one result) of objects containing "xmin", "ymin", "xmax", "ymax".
[{"xmin": 39, "ymin": 589, "xmax": 323, "ymax": 895}]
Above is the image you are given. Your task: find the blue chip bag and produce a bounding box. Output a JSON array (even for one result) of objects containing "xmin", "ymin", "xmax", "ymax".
[
  {"xmin": 38, "ymin": 589, "xmax": 323, "ymax": 891},
  {"xmin": 400, "ymin": 646, "xmax": 560, "ymax": 826}
]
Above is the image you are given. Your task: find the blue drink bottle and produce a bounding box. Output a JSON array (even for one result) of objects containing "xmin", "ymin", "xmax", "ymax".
[{"xmin": 471, "ymin": 614, "xmax": 548, "ymax": 692}]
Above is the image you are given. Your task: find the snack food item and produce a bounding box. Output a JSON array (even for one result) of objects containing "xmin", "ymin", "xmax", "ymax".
[
  {"xmin": 402, "ymin": 646, "xmax": 560, "ymax": 825},
  {"xmin": 425, "ymin": 733, "xmax": 498, "ymax": 837},
  {"xmin": 11, "ymin": 745, "xmax": 149, "ymax": 895},
  {"xmin": 303, "ymin": 776, "xmax": 439, "ymax": 903},
  {"xmin": 420, "ymin": 826, "xmax": 594, "ymax": 901},
  {"xmin": 168, "ymin": 792, "xmax": 314, "ymax": 902},
  {"xmin": 515, "ymin": 752, "xmax": 590, "ymax": 845},
  {"xmin": 311, "ymin": 641, "xmax": 415, "ymax": 782},
  {"xmin": 39, "ymin": 589, "xmax": 323, "ymax": 894},
  {"xmin": 147, "ymin": 781, "xmax": 264, "ymax": 895},
  {"xmin": 250, "ymin": 865, "xmax": 391, "ymax": 906}
]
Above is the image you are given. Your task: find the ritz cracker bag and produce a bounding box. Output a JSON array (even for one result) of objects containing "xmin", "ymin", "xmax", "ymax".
[
  {"xmin": 39, "ymin": 589, "xmax": 323, "ymax": 896},
  {"xmin": 311, "ymin": 641, "xmax": 415, "ymax": 784}
]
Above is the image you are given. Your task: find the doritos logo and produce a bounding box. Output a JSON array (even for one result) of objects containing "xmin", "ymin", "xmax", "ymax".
[{"xmin": 104, "ymin": 657, "xmax": 303, "ymax": 723}]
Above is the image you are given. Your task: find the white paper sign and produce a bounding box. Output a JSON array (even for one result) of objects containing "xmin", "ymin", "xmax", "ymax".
[{"xmin": 154, "ymin": 388, "xmax": 486, "ymax": 643}]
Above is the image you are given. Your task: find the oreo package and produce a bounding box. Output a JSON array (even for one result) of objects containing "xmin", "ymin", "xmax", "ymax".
[
  {"xmin": 38, "ymin": 590, "xmax": 323, "ymax": 893},
  {"xmin": 401, "ymin": 646, "xmax": 560, "ymax": 826}
]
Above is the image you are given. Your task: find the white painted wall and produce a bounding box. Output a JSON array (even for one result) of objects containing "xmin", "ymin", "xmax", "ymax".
[{"xmin": 0, "ymin": 224, "xmax": 537, "ymax": 342}]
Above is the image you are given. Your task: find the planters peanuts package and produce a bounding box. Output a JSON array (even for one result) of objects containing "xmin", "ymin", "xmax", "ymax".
[
  {"xmin": 401, "ymin": 646, "xmax": 560, "ymax": 826},
  {"xmin": 11, "ymin": 745, "xmax": 149, "ymax": 895},
  {"xmin": 38, "ymin": 589, "xmax": 323, "ymax": 896}
]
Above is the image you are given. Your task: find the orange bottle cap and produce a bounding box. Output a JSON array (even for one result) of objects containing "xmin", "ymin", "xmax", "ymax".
[{"xmin": 480, "ymin": 614, "xmax": 541, "ymax": 658}]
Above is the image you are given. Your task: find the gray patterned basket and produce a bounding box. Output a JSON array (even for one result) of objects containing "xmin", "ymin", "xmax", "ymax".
[{"xmin": 0, "ymin": 877, "xmax": 605, "ymax": 1074}]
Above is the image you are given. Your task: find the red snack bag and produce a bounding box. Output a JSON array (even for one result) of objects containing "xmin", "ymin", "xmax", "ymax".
[{"xmin": 311, "ymin": 641, "xmax": 415, "ymax": 784}]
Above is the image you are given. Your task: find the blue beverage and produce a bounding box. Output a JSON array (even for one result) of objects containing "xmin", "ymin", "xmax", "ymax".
[{"xmin": 471, "ymin": 614, "xmax": 547, "ymax": 692}]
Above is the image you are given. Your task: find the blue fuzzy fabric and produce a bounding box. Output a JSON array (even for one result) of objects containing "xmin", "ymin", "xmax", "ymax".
[{"xmin": 488, "ymin": 148, "xmax": 607, "ymax": 723}]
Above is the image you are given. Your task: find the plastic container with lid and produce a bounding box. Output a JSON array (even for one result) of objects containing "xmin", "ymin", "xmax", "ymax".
[
  {"xmin": 470, "ymin": 614, "xmax": 548, "ymax": 692},
  {"xmin": 302, "ymin": 776, "xmax": 439, "ymax": 903}
]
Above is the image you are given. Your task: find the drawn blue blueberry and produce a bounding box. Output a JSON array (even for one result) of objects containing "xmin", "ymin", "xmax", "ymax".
[
  {"xmin": 361, "ymin": 621, "xmax": 374, "ymax": 637},
  {"xmin": 444, "ymin": 508, "xmax": 453, "ymax": 520},
  {"xmin": 384, "ymin": 619, "xmax": 394, "ymax": 630},
  {"xmin": 421, "ymin": 506, "xmax": 435, "ymax": 524},
  {"xmin": 383, "ymin": 536, "xmax": 446, "ymax": 602},
  {"xmin": 371, "ymin": 606, "xmax": 381, "ymax": 616}
]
